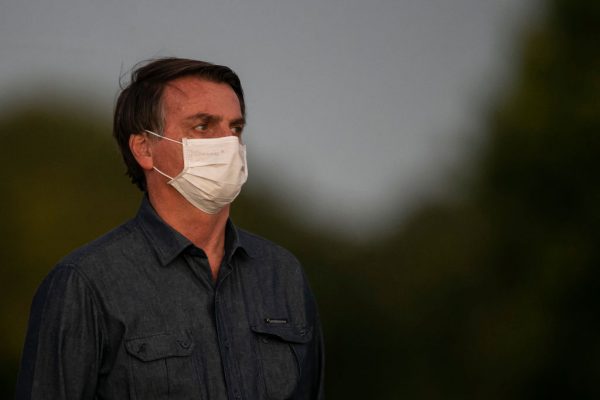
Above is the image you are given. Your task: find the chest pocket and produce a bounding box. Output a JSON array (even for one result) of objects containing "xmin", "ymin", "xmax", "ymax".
[
  {"xmin": 125, "ymin": 332, "xmax": 197, "ymax": 400},
  {"xmin": 250, "ymin": 322, "xmax": 313, "ymax": 400}
]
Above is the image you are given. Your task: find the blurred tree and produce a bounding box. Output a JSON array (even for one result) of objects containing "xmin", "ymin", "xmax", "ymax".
[
  {"xmin": 326, "ymin": 0, "xmax": 600, "ymax": 397},
  {"xmin": 469, "ymin": 0, "xmax": 600, "ymax": 396},
  {"xmin": 0, "ymin": 105, "xmax": 141, "ymax": 396}
]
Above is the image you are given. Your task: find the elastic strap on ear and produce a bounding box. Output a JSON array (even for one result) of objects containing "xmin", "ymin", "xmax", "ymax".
[
  {"xmin": 144, "ymin": 130, "xmax": 182, "ymax": 145},
  {"xmin": 153, "ymin": 166, "xmax": 174, "ymax": 181}
]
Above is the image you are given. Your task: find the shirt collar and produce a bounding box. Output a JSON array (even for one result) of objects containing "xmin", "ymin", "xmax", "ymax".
[
  {"xmin": 223, "ymin": 216, "xmax": 251, "ymax": 262},
  {"xmin": 135, "ymin": 196, "xmax": 252, "ymax": 266}
]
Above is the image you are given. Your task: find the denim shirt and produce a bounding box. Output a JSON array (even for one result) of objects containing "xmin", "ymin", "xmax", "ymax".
[{"xmin": 16, "ymin": 198, "xmax": 324, "ymax": 399}]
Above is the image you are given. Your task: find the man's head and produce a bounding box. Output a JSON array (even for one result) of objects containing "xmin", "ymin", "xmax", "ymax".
[{"xmin": 113, "ymin": 57, "xmax": 245, "ymax": 191}]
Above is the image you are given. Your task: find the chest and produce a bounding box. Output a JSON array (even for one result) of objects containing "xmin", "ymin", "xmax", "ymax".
[{"xmin": 95, "ymin": 256, "xmax": 312, "ymax": 399}]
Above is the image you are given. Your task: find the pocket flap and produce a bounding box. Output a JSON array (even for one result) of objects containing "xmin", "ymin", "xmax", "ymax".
[
  {"xmin": 125, "ymin": 333, "xmax": 194, "ymax": 362},
  {"xmin": 250, "ymin": 322, "xmax": 313, "ymax": 344}
]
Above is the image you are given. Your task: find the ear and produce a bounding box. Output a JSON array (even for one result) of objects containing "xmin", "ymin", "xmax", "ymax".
[{"xmin": 129, "ymin": 133, "xmax": 154, "ymax": 171}]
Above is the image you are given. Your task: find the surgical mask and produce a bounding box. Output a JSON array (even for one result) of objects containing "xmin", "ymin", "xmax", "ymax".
[{"xmin": 145, "ymin": 130, "xmax": 248, "ymax": 214}]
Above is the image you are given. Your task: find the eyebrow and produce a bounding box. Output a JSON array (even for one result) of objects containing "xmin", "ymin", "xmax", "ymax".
[
  {"xmin": 185, "ymin": 113, "xmax": 246, "ymax": 127},
  {"xmin": 230, "ymin": 117, "xmax": 246, "ymax": 127}
]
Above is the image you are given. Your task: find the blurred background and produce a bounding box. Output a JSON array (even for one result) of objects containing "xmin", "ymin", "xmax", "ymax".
[{"xmin": 1, "ymin": 0, "xmax": 598, "ymax": 398}]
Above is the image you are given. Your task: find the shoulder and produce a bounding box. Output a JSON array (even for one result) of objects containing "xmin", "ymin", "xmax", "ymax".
[
  {"xmin": 30, "ymin": 261, "xmax": 103, "ymax": 330},
  {"xmin": 32, "ymin": 218, "xmax": 145, "ymax": 311},
  {"xmin": 237, "ymin": 228, "xmax": 301, "ymax": 266},
  {"xmin": 58, "ymin": 218, "xmax": 142, "ymax": 277},
  {"xmin": 236, "ymin": 227, "xmax": 309, "ymax": 285}
]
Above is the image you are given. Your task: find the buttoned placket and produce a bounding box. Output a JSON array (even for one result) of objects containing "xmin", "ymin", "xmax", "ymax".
[
  {"xmin": 214, "ymin": 260, "xmax": 244, "ymax": 400},
  {"xmin": 180, "ymin": 247, "xmax": 225, "ymax": 400},
  {"xmin": 184, "ymin": 245, "xmax": 244, "ymax": 400}
]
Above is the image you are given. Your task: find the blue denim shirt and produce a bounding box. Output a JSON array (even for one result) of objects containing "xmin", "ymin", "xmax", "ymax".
[{"xmin": 16, "ymin": 197, "xmax": 324, "ymax": 399}]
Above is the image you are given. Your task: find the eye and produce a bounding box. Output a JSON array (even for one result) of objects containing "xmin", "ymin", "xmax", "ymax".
[
  {"xmin": 231, "ymin": 126, "xmax": 244, "ymax": 135},
  {"xmin": 194, "ymin": 124, "xmax": 208, "ymax": 132}
]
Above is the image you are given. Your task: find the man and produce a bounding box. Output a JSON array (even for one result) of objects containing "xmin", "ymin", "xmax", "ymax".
[{"xmin": 16, "ymin": 58, "xmax": 324, "ymax": 399}]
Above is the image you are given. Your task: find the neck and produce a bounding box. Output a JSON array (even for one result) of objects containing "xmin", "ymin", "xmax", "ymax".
[{"xmin": 148, "ymin": 189, "xmax": 230, "ymax": 280}]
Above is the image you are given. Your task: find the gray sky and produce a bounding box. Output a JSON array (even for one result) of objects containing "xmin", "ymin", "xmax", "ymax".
[{"xmin": 0, "ymin": 0, "xmax": 541, "ymax": 238}]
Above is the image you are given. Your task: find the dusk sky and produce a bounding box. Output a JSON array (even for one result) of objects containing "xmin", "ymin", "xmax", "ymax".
[{"xmin": 0, "ymin": 0, "xmax": 541, "ymax": 237}]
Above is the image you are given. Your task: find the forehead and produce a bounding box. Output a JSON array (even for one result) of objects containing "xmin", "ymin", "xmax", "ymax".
[{"xmin": 161, "ymin": 76, "xmax": 241, "ymax": 117}]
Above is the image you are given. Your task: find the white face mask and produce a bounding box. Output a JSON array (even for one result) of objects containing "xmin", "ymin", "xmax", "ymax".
[{"xmin": 145, "ymin": 130, "xmax": 248, "ymax": 214}]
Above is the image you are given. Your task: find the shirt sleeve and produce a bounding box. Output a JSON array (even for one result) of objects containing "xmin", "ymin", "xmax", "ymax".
[
  {"xmin": 300, "ymin": 273, "xmax": 326, "ymax": 400},
  {"xmin": 311, "ymin": 313, "xmax": 326, "ymax": 400},
  {"xmin": 16, "ymin": 263, "xmax": 104, "ymax": 400}
]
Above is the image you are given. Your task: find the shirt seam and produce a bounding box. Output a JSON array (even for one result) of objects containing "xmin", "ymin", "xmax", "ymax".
[{"xmin": 61, "ymin": 263, "xmax": 110, "ymax": 371}]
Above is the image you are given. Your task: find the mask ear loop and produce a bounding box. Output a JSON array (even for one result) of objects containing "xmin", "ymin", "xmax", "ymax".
[
  {"xmin": 153, "ymin": 166, "xmax": 175, "ymax": 181},
  {"xmin": 144, "ymin": 129, "xmax": 183, "ymax": 145},
  {"xmin": 143, "ymin": 130, "xmax": 179, "ymax": 180}
]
